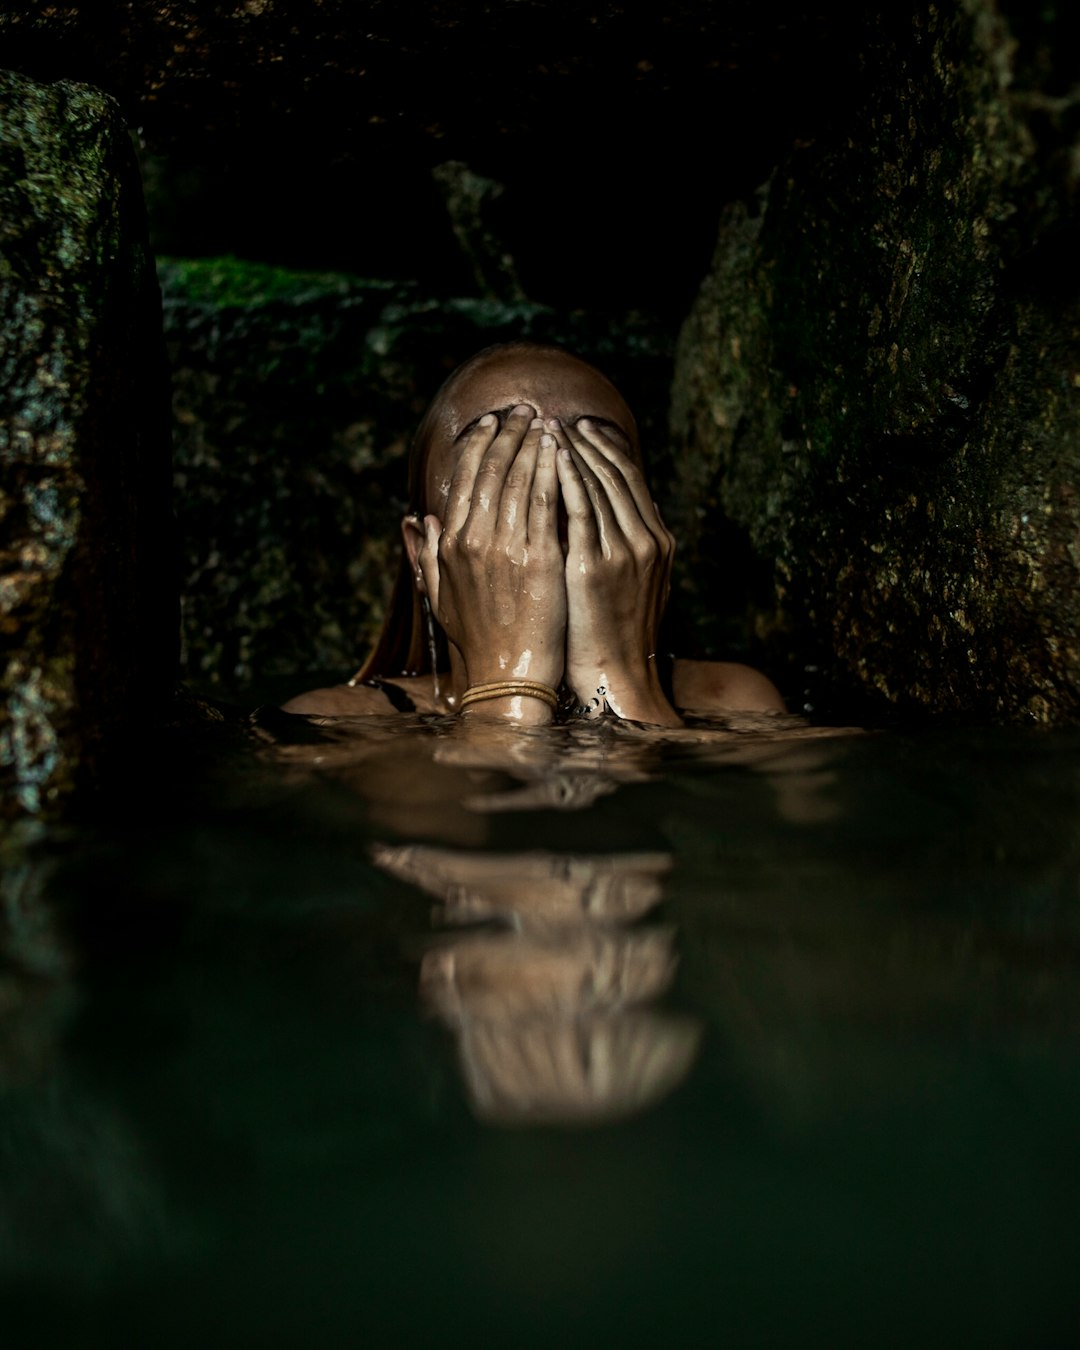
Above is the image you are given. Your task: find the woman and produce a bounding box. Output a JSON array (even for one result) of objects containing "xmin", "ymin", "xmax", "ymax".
[{"xmin": 282, "ymin": 342, "xmax": 784, "ymax": 725}]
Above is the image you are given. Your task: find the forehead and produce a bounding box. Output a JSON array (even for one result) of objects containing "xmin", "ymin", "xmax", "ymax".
[
  {"xmin": 420, "ymin": 350, "xmax": 642, "ymax": 508},
  {"xmin": 439, "ymin": 351, "xmax": 636, "ymax": 444}
]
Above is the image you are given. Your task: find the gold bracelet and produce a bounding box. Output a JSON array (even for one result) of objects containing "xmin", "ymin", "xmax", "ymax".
[{"xmin": 459, "ymin": 680, "xmax": 558, "ymax": 710}]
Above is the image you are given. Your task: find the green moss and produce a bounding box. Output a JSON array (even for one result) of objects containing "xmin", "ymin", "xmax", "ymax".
[{"xmin": 156, "ymin": 255, "xmax": 398, "ymax": 309}]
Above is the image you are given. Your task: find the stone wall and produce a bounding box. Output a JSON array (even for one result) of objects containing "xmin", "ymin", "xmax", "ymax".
[
  {"xmin": 671, "ymin": 0, "xmax": 1080, "ymax": 721},
  {"xmin": 0, "ymin": 71, "xmax": 174, "ymax": 815}
]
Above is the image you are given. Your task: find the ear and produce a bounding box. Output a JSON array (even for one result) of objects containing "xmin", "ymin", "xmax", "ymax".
[{"xmin": 401, "ymin": 515, "xmax": 427, "ymax": 595}]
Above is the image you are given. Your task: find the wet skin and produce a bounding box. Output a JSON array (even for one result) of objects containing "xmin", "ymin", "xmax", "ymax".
[
  {"xmin": 283, "ymin": 349, "xmax": 786, "ymax": 724},
  {"xmin": 403, "ymin": 349, "xmax": 682, "ymax": 726},
  {"xmin": 417, "ymin": 348, "xmax": 644, "ymax": 519}
]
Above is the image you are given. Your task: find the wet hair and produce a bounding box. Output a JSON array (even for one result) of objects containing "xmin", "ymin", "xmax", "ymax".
[{"xmin": 353, "ymin": 341, "xmax": 625, "ymax": 682}]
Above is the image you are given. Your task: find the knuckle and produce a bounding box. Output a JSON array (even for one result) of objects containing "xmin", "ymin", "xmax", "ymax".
[{"xmin": 631, "ymin": 533, "xmax": 657, "ymax": 562}]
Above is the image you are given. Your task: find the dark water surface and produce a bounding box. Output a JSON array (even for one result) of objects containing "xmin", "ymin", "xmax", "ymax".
[{"xmin": 3, "ymin": 711, "xmax": 1079, "ymax": 1347}]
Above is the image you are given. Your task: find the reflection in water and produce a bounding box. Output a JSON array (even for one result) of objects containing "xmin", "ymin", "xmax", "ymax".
[
  {"xmin": 257, "ymin": 707, "xmax": 852, "ymax": 833},
  {"xmin": 375, "ymin": 844, "xmax": 701, "ymax": 1126},
  {"xmin": 419, "ymin": 922, "xmax": 676, "ymax": 1021},
  {"xmin": 257, "ymin": 707, "xmax": 853, "ymax": 1127},
  {"xmin": 7, "ymin": 711, "xmax": 1080, "ymax": 1344},
  {"xmin": 373, "ymin": 846, "xmax": 671, "ymax": 927},
  {"xmin": 0, "ymin": 840, "xmax": 74, "ymax": 1085},
  {"xmin": 0, "ymin": 837, "xmax": 163, "ymax": 1287},
  {"xmin": 454, "ymin": 1011, "xmax": 700, "ymax": 1127}
]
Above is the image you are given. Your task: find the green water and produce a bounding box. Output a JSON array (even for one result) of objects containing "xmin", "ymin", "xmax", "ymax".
[{"xmin": 2, "ymin": 712, "xmax": 1078, "ymax": 1347}]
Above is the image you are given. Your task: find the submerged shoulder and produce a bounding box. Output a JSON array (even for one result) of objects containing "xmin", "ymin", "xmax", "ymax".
[
  {"xmin": 671, "ymin": 659, "xmax": 786, "ymax": 715},
  {"xmin": 279, "ymin": 675, "xmax": 436, "ymax": 717},
  {"xmin": 280, "ymin": 683, "xmax": 394, "ymax": 716}
]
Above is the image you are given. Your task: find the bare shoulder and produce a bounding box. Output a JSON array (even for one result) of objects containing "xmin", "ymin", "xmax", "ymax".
[
  {"xmin": 279, "ymin": 675, "xmax": 437, "ymax": 717},
  {"xmin": 279, "ymin": 683, "xmax": 396, "ymax": 716},
  {"xmin": 671, "ymin": 659, "xmax": 787, "ymax": 714}
]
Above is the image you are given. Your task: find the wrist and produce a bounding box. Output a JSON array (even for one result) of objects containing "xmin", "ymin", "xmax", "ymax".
[
  {"xmin": 459, "ymin": 695, "xmax": 555, "ymax": 726},
  {"xmin": 458, "ymin": 679, "xmax": 558, "ymax": 726},
  {"xmin": 464, "ymin": 659, "xmax": 564, "ymax": 691},
  {"xmin": 566, "ymin": 658, "xmax": 682, "ymax": 728}
]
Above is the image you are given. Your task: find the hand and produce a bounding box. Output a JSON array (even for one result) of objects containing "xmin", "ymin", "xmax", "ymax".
[
  {"xmin": 417, "ymin": 405, "xmax": 567, "ymax": 717},
  {"xmin": 553, "ymin": 418, "xmax": 681, "ymax": 726}
]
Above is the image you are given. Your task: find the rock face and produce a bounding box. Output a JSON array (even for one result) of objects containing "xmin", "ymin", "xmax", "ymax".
[
  {"xmin": 0, "ymin": 71, "xmax": 175, "ymax": 816},
  {"xmin": 671, "ymin": 1, "xmax": 1080, "ymax": 721},
  {"xmin": 0, "ymin": 3, "xmax": 861, "ymax": 325},
  {"xmin": 160, "ymin": 257, "xmax": 673, "ymax": 700}
]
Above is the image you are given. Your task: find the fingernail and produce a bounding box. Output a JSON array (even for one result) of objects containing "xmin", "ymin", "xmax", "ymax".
[
  {"xmin": 513, "ymin": 403, "xmax": 532, "ymax": 417},
  {"xmin": 530, "ymin": 417, "xmax": 544, "ymax": 429},
  {"xmin": 545, "ymin": 417, "xmax": 561, "ymax": 431},
  {"xmin": 578, "ymin": 417, "xmax": 592, "ymax": 431},
  {"xmin": 540, "ymin": 433, "xmax": 555, "ymax": 448},
  {"xmin": 479, "ymin": 413, "xmax": 496, "ymax": 426}
]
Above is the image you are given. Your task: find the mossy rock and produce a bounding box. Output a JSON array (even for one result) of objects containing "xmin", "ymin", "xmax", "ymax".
[
  {"xmin": 671, "ymin": 0, "xmax": 1080, "ymax": 722},
  {"xmin": 0, "ymin": 71, "xmax": 174, "ymax": 817}
]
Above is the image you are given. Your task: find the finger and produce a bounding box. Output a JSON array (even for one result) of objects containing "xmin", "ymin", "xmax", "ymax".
[
  {"xmin": 466, "ymin": 403, "xmax": 536, "ymax": 527},
  {"xmin": 444, "ymin": 414, "xmax": 498, "ymax": 534},
  {"xmin": 555, "ymin": 443, "xmax": 601, "ymax": 554},
  {"xmin": 546, "ymin": 418, "xmax": 617, "ymax": 544},
  {"xmin": 528, "ymin": 431, "xmax": 559, "ymax": 545},
  {"xmin": 495, "ymin": 418, "xmax": 543, "ymax": 542},
  {"xmin": 574, "ymin": 417, "xmax": 651, "ymax": 504},
  {"xmin": 419, "ymin": 513, "xmax": 443, "ymax": 613},
  {"xmin": 565, "ymin": 418, "xmax": 660, "ymax": 542},
  {"xmin": 652, "ymin": 498, "xmax": 677, "ymax": 554},
  {"xmin": 553, "ymin": 420, "xmax": 618, "ymax": 549}
]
